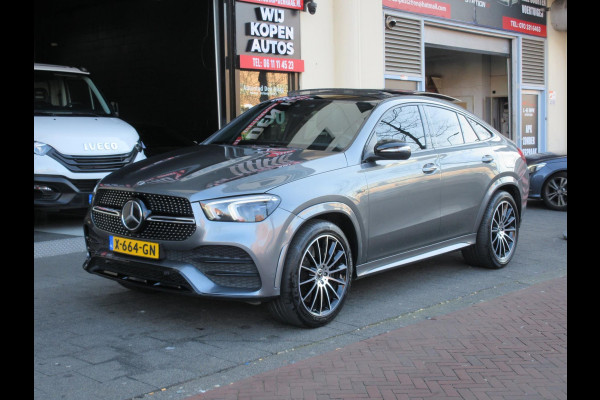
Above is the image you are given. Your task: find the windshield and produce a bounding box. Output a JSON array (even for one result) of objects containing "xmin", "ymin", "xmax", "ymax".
[
  {"xmin": 206, "ymin": 96, "xmax": 378, "ymax": 152},
  {"xmin": 34, "ymin": 70, "xmax": 113, "ymax": 116}
]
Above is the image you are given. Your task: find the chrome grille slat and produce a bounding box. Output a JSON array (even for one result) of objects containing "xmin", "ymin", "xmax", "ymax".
[
  {"xmin": 49, "ymin": 148, "xmax": 138, "ymax": 172},
  {"xmin": 95, "ymin": 189, "xmax": 193, "ymax": 216},
  {"xmin": 92, "ymin": 189, "xmax": 196, "ymax": 241}
]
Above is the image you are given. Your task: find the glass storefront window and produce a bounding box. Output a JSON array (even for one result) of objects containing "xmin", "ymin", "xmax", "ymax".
[{"xmin": 239, "ymin": 71, "xmax": 291, "ymax": 114}]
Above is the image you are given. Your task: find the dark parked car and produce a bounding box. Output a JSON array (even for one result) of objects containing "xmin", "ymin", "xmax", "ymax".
[
  {"xmin": 83, "ymin": 89, "xmax": 529, "ymax": 328},
  {"xmin": 526, "ymin": 152, "xmax": 567, "ymax": 211}
]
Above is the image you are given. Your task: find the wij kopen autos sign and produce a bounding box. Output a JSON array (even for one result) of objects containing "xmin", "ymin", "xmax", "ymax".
[{"xmin": 236, "ymin": 0, "xmax": 305, "ymax": 72}]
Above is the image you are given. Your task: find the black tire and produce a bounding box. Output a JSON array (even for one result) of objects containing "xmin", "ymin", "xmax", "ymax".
[
  {"xmin": 268, "ymin": 220, "xmax": 353, "ymax": 328},
  {"xmin": 542, "ymin": 172, "xmax": 567, "ymax": 211},
  {"xmin": 462, "ymin": 191, "xmax": 519, "ymax": 269}
]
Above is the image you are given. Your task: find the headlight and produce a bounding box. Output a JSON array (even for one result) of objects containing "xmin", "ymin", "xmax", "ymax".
[
  {"xmin": 34, "ymin": 141, "xmax": 52, "ymax": 155},
  {"xmin": 527, "ymin": 162, "xmax": 546, "ymax": 174},
  {"xmin": 200, "ymin": 195, "xmax": 280, "ymax": 222}
]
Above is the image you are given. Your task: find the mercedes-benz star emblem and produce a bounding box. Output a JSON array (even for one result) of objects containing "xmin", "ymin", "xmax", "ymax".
[{"xmin": 121, "ymin": 199, "xmax": 145, "ymax": 232}]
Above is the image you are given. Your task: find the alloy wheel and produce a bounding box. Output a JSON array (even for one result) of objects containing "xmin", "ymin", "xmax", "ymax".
[
  {"xmin": 298, "ymin": 234, "xmax": 350, "ymax": 317},
  {"xmin": 545, "ymin": 176, "xmax": 567, "ymax": 208},
  {"xmin": 490, "ymin": 200, "xmax": 517, "ymax": 263}
]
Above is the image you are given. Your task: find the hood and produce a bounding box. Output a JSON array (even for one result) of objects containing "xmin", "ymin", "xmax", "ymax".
[
  {"xmin": 525, "ymin": 152, "xmax": 566, "ymax": 165},
  {"xmin": 99, "ymin": 144, "xmax": 348, "ymax": 201},
  {"xmin": 34, "ymin": 116, "xmax": 140, "ymax": 155}
]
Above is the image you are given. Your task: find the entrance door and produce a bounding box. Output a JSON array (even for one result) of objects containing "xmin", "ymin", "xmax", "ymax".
[{"xmin": 521, "ymin": 91, "xmax": 541, "ymax": 155}]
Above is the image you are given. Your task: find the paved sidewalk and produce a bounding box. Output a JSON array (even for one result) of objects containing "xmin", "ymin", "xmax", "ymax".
[{"xmin": 189, "ymin": 277, "xmax": 567, "ymax": 400}]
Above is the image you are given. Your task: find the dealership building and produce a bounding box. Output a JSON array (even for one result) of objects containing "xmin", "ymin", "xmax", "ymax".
[{"xmin": 34, "ymin": 0, "xmax": 567, "ymax": 155}]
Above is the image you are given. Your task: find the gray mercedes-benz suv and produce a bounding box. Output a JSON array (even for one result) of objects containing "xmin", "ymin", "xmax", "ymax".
[{"xmin": 83, "ymin": 89, "xmax": 529, "ymax": 327}]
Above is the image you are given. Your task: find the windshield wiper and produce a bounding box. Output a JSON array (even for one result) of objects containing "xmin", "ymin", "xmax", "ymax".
[
  {"xmin": 69, "ymin": 111, "xmax": 107, "ymax": 117},
  {"xmin": 34, "ymin": 111, "xmax": 57, "ymax": 116},
  {"xmin": 234, "ymin": 140, "xmax": 289, "ymax": 148}
]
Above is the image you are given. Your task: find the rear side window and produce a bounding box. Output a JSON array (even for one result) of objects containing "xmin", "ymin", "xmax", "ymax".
[
  {"xmin": 372, "ymin": 105, "xmax": 427, "ymax": 152},
  {"xmin": 424, "ymin": 106, "xmax": 464, "ymax": 148},
  {"xmin": 468, "ymin": 118, "xmax": 494, "ymax": 140},
  {"xmin": 457, "ymin": 114, "xmax": 481, "ymax": 143}
]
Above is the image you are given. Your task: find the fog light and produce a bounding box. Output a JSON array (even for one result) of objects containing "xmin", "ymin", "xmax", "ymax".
[
  {"xmin": 34, "ymin": 184, "xmax": 54, "ymax": 193},
  {"xmin": 34, "ymin": 184, "xmax": 59, "ymax": 200}
]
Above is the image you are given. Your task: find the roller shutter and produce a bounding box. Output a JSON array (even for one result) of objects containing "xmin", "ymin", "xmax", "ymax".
[
  {"xmin": 384, "ymin": 16, "xmax": 422, "ymax": 77},
  {"xmin": 522, "ymin": 38, "xmax": 545, "ymax": 86}
]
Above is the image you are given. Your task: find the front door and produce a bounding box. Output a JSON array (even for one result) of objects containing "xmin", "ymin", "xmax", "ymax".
[{"xmin": 362, "ymin": 104, "xmax": 441, "ymax": 261}]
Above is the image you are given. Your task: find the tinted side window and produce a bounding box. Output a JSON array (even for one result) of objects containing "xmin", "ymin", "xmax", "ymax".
[
  {"xmin": 425, "ymin": 106, "xmax": 464, "ymax": 148},
  {"xmin": 373, "ymin": 105, "xmax": 427, "ymax": 152},
  {"xmin": 468, "ymin": 118, "xmax": 494, "ymax": 140},
  {"xmin": 457, "ymin": 114, "xmax": 481, "ymax": 143}
]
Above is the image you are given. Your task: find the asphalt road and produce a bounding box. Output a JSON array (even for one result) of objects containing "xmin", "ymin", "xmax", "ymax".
[{"xmin": 33, "ymin": 202, "xmax": 567, "ymax": 400}]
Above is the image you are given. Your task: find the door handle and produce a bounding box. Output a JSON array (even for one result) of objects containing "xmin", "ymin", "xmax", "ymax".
[
  {"xmin": 422, "ymin": 163, "xmax": 438, "ymax": 174},
  {"xmin": 482, "ymin": 155, "xmax": 494, "ymax": 163}
]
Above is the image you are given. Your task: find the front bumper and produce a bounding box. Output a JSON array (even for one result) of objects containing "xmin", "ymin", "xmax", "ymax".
[
  {"xmin": 34, "ymin": 175, "xmax": 97, "ymax": 210},
  {"xmin": 82, "ymin": 203, "xmax": 298, "ymax": 300}
]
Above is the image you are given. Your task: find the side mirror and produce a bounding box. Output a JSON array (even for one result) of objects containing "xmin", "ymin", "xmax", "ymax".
[{"xmin": 365, "ymin": 140, "xmax": 412, "ymax": 162}]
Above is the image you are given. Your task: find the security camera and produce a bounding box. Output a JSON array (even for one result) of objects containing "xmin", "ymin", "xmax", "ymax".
[
  {"xmin": 386, "ymin": 16, "xmax": 397, "ymax": 29},
  {"xmin": 306, "ymin": 1, "xmax": 317, "ymax": 15}
]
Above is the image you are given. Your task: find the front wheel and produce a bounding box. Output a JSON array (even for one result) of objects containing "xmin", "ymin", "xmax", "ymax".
[
  {"xmin": 542, "ymin": 172, "xmax": 567, "ymax": 211},
  {"xmin": 462, "ymin": 191, "xmax": 520, "ymax": 269},
  {"xmin": 268, "ymin": 220, "xmax": 353, "ymax": 328}
]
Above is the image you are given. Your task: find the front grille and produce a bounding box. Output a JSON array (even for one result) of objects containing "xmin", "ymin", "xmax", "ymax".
[
  {"xmin": 92, "ymin": 188, "xmax": 196, "ymax": 241},
  {"xmin": 169, "ymin": 246, "xmax": 261, "ymax": 290},
  {"xmin": 95, "ymin": 189, "xmax": 193, "ymax": 216},
  {"xmin": 49, "ymin": 148, "xmax": 138, "ymax": 172},
  {"xmin": 71, "ymin": 179, "xmax": 99, "ymax": 192}
]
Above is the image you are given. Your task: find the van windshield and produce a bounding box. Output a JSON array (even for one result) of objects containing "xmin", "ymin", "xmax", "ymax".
[
  {"xmin": 206, "ymin": 96, "xmax": 378, "ymax": 153},
  {"xmin": 34, "ymin": 70, "xmax": 113, "ymax": 116}
]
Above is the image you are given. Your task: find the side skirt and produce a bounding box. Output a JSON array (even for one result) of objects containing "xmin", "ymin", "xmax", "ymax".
[{"xmin": 356, "ymin": 234, "xmax": 476, "ymax": 278}]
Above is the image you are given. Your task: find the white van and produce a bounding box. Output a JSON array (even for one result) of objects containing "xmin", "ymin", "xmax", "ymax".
[{"xmin": 34, "ymin": 63, "xmax": 146, "ymax": 210}]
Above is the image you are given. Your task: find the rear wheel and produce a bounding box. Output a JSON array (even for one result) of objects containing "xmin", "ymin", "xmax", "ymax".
[
  {"xmin": 268, "ymin": 220, "xmax": 353, "ymax": 328},
  {"xmin": 542, "ymin": 172, "xmax": 567, "ymax": 211},
  {"xmin": 462, "ymin": 191, "xmax": 519, "ymax": 269}
]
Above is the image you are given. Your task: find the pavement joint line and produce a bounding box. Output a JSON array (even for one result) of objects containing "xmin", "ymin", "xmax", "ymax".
[
  {"xmin": 34, "ymin": 237, "xmax": 87, "ymax": 259},
  {"xmin": 127, "ymin": 275, "xmax": 566, "ymax": 400}
]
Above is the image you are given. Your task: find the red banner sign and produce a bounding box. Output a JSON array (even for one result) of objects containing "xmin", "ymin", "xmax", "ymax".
[
  {"xmin": 240, "ymin": 55, "xmax": 305, "ymax": 72},
  {"xmin": 382, "ymin": 0, "xmax": 451, "ymax": 19},
  {"xmin": 237, "ymin": 0, "xmax": 304, "ymax": 10},
  {"xmin": 502, "ymin": 16, "xmax": 547, "ymax": 38}
]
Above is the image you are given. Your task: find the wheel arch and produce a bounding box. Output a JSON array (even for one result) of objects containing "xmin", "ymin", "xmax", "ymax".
[
  {"xmin": 305, "ymin": 212, "xmax": 360, "ymax": 278},
  {"xmin": 474, "ymin": 176, "xmax": 524, "ymax": 232},
  {"xmin": 274, "ymin": 202, "xmax": 364, "ymax": 288},
  {"xmin": 542, "ymin": 168, "xmax": 567, "ymax": 188}
]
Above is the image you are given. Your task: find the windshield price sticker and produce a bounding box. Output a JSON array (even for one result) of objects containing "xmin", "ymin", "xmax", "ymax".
[{"xmin": 110, "ymin": 236, "xmax": 160, "ymax": 259}]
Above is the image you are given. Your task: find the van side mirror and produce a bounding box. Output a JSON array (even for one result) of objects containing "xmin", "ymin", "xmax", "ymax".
[{"xmin": 364, "ymin": 140, "xmax": 412, "ymax": 162}]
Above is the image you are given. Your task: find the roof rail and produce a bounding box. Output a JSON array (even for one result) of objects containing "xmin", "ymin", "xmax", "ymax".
[
  {"xmin": 288, "ymin": 88, "xmax": 461, "ymax": 103},
  {"xmin": 406, "ymin": 91, "xmax": 461, "ymax": 103},
  {"xmin": 289, "ymin": 88, "xmax": 395, "ymax": 97}
]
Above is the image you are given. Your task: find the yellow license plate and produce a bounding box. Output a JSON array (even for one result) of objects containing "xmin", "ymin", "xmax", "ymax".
[{"xmin": 109, "ymin": 236, "xmax": 160, "ymax": 259}]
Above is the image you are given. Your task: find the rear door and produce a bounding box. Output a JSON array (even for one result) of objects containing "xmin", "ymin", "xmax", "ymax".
[{"xmin": 422, "ymin": 105, "xmax": 496, "ymax": 240}]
